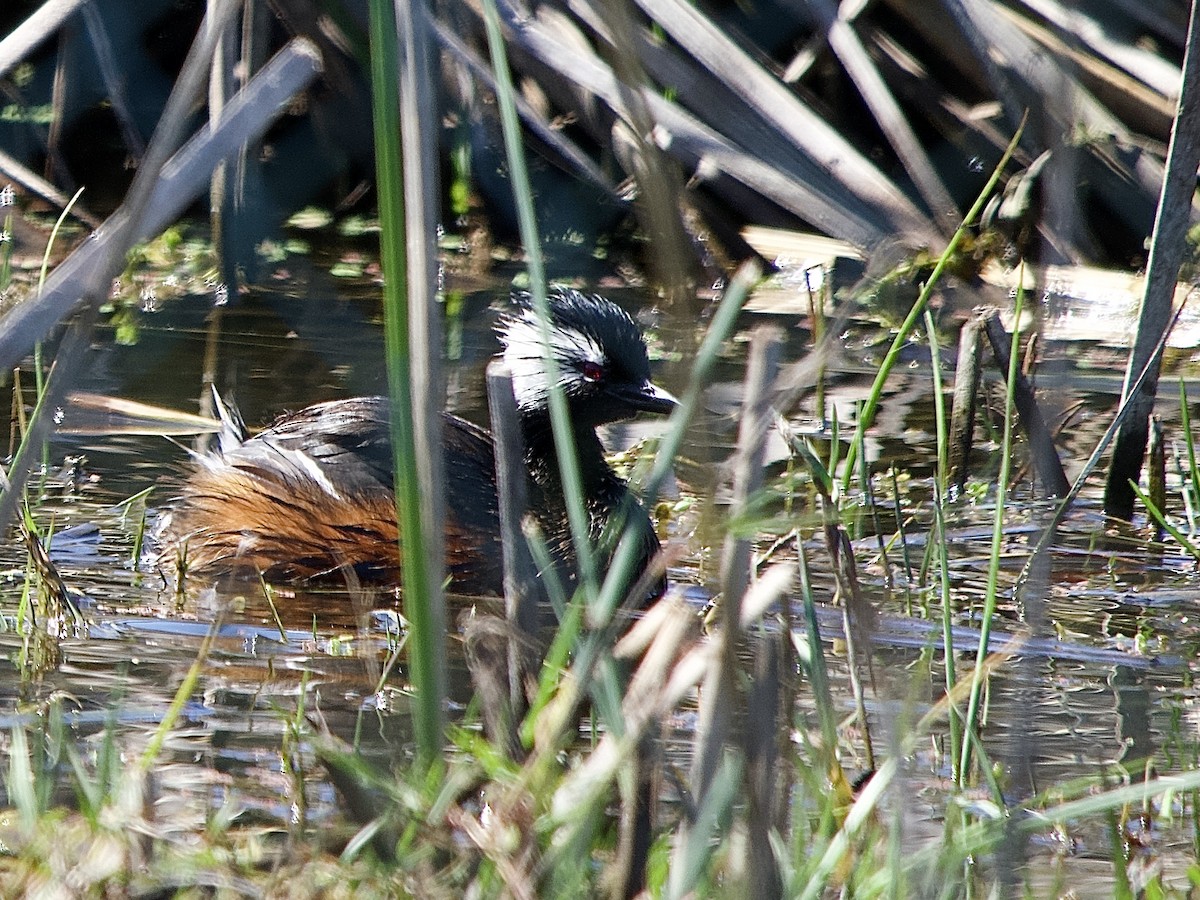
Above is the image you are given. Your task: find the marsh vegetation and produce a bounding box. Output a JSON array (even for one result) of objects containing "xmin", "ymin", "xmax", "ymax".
[{"xmin": 3, "ymin": 0, "xmax": 1200, "ymax": 897}]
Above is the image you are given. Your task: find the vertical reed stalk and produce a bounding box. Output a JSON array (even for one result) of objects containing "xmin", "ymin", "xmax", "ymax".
[
  {"xmin": 1018, "ymin": 299, "xmax": 1188, "ymax": 579},
  {"xmin": 397, "ymin": 0, "xmax": 448, "ymax": 707},
  {"xmin": 367, "ymin": 0, "xmax": 443, "ymax": 765},
  {"xmin": 947, "ymin": 314, "xmax": 984, "ymax": 492},
  {"xmin": 689, "ymin": 326, "xmax": 780, "ymax": 795},
  {"xmin": 1104, "ymin": 0, "xmax": 1200, "ymax": 520},
  {"xmin": 486, "ymin": 362, "xmax": 538, "ymax": 711}
]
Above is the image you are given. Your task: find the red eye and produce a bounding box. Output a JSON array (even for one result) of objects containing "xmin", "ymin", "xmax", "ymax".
[{"xmin": 581, "ymin": 361, "xmax": 605, "ymax": 382}]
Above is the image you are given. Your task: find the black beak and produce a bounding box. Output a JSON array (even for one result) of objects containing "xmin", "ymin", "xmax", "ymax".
[{"xmin": 613, "ymin": 380, "xmax": 678, "ymax": 415}]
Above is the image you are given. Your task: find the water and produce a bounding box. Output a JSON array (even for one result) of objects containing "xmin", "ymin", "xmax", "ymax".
[{"xmin": 6, "ymin": 236, "xmax": 1200, "ymax": 889}]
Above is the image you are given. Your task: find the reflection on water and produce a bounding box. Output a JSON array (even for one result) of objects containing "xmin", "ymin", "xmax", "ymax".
[{"xmin": 6, "ymin": 249, "xmax": 1200, "ymax": 885}]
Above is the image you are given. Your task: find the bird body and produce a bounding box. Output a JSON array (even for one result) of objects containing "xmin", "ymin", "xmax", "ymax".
[{"xmin": 163, "ymin": 288, "xmax": 674, "ymax": 598}]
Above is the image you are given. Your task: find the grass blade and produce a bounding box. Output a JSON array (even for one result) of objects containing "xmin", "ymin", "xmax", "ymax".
[{"xmin": 368, "ymin": 0, "xmax": 444, "ymax": 766}]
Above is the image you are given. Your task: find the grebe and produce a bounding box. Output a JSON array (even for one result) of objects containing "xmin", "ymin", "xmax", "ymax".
[{"xmin": 163, "ymin": 287, "xmax": 676, "ymax": 598}]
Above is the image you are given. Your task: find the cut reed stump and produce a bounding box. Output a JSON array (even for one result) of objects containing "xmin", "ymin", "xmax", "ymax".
[
  {"xmin": 944, "ymin": 308, "xmax": 1071, "ymax": 498},
  {"xmin": 948, "ymin": 313, "xmax": 984, "ymax": 493},
  {"xmin": 486, "ymin": 361, "xmax": 540, "ymax": 716},
  {"xmin": 981, "ymin": 312, "xmax": 1070, "ymax": 497}
]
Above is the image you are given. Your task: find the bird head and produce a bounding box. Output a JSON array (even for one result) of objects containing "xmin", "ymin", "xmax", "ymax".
[{"xmin": 498, "ymin": 287, "xmax": 677, "ymax": 428}]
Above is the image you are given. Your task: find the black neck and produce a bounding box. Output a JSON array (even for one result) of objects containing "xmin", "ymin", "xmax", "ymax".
[
  {"xmin": 520, "ymin": 416, "xmax": 611, "ymax": 488},
  {"xmin": 515, "ymin": 408, "xmax": 659, "ymax": 600}
]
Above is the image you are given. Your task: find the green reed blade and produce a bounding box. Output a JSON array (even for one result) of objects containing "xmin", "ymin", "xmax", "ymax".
[
  {"xmin": 924, "ymin": 308, "xmax": 962, "ymax": 777},
  {"xmin": 1180, "ymin": 379, "xmax": 1200, "ymax": 530},
  {"xmin": 367, "ymin": 0, "xmax": 443, "ymax": 766},
  {"xmin": 1133, "ymin": 481, "xmax": 1200, "ymax": 562},
  {"xmin": 839, "ymin": 116, "xmax": 1025, "ymax": 495}
]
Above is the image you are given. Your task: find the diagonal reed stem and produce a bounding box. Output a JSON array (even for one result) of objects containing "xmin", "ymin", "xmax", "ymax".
[
  {"xmin": 479, "ymin": 0, "xmax": 597, "ymax": 600},
  {"xmin": 839, "ymin": 115, "xmax": 1026, "ymax": 495}
]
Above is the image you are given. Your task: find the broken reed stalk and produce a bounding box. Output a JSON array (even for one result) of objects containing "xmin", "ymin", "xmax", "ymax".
[
  {"xmin": 936, "ymin": 0, "xmax": 1172, "ymax": 213},
  {"xmin": 0, "ymin": 146, "xmax": 101, "ymax": 229},
  {"xmin": 804, "ymin": 0, "xmax": 957, "ymax": 232},
  {"xmin": 745, "ymin": 623, "xmax": 785, "ymax": 900},
  {"xmin": 486, "ymin": 361, "xmax": 539, "ymax": 714},
  {"xmin": 1105, "ymin": 0, "xmax": 1200, "ymax": 520},
  {"xmin": 0, "ymin": 3, "xmax": 308, "ymax": 534},
  {"xmin": 1017, "ymin": 298, "xmax": 1188, "ymax": 584},
  {"xmin": 462, "ymin": 614, "xmax": 524, "ymax": 762},
  {"xmin": 487, "ymin": 0, "xmax": 895, "ymax": 250},
  {"xmin": 981, "ymin": 311, "xmax": 1070, "ymax": 497},
  {"xmin": 947, "ymin": 312, "xmax": 984, "ymax": 493},
  {"xmin": 0, "ymin": 0, "xmax": 88, "ymax": 81},
  {"xmin": 82, "ymin": 2, "xmax": 146, "ymax": 159},
  {"xmin": 631, "ymin": 0, "xmax": 935, "ymax": 245}
]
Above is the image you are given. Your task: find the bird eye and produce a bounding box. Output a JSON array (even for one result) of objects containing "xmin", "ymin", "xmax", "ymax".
[{"xmin": 581, "ymin": 361, "xmax": 605, "ymax": 382}]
